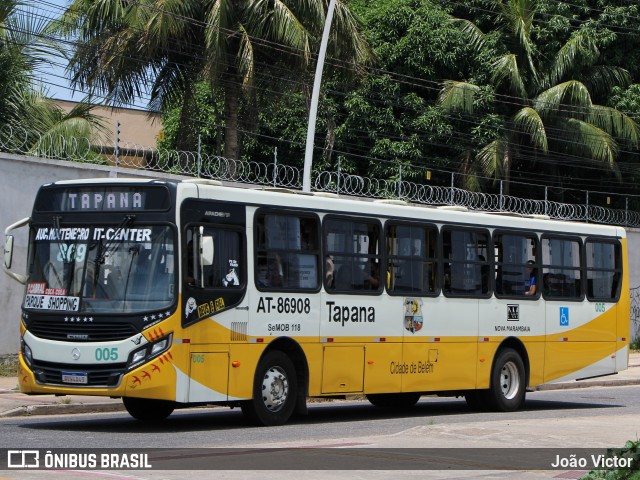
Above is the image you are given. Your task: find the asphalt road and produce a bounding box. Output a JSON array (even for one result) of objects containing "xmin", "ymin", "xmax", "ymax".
[{"xmin": 1, "ymin": 385, "xmax": 638, "ymax": 449}]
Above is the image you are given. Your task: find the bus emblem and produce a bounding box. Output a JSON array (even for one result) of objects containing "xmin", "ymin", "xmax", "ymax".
[
  {"xmin": 507, "ymin": 305, "xmax": 520, "ymax": 321},
  {"xmin": 71, "ymin": 348, "xmax": 81, "ymax": 360},
  {"xmin": 404, "ymin": 298, "xmax": 424, "ymax": 334}
]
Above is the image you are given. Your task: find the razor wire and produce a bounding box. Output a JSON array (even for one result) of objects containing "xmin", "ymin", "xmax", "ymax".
[{"xmin": 2, "ymin": 125, "xmax": 640, "ymax": 227}]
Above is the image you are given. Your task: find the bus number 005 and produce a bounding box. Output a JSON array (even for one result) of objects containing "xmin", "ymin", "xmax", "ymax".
[{"xmin": 95, "ymin": 347, "xmax": 119, "ymax": 361}]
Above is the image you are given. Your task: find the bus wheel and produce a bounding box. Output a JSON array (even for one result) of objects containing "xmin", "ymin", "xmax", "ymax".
[
  {"xmin": 366, "ymin": 393, "xmax": 421, "ymax": 409},
  {"xmin": 241, "ymin": 351, "xmax": 297, "ymax": 426},
  {"xmin": 488, "ymin": 348, "xmax": 526, "ymax": 412},
  {"xmin": 122, "ymin": 397, "xmax": 174, "ymax": 421}
]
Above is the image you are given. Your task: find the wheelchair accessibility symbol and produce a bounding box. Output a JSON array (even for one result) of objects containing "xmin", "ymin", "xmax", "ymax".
[{"xmin": 560, "ymin": 307, "xmax": 569, "ymax": 326}]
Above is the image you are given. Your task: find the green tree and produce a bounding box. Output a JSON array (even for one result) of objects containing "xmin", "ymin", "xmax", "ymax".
[
  {"xmin": 57, "ymin": 0, "xmax": 370, "ymax": 161},
  {"xmin": 0, "ymin": 0, "xmax": 103, "ymax": 157},
  {"xmin": 438, "ymin": 0, "xmax": 640, "ymax": 193},
  {"xmin": 329, "ymin": 0, "xmax": 493, "ymax": 188}
]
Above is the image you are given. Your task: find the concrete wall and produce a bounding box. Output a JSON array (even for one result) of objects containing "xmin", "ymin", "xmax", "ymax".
[
  {"xmin": 55, "ymin": 100, "xmax": 162, "ymax": 148},
  {"xmin": 1, "ymin": 153, "xmax": 639, "ymax": 355},
  {"xmin": 0, "ymin": 153, "xmax": 185, "ymax": 355},
  {"xmin": 627, "ymin": 228, "xmax": 640, "ymax": 342}
]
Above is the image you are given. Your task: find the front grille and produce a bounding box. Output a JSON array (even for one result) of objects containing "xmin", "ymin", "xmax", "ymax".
[
  {"xmin": 29, "ymin": 320, "xmax": 138, "ymax": 342},
  {"xmin": 31, "ymin": 360, "xmax": 127, "ymax": 387}
]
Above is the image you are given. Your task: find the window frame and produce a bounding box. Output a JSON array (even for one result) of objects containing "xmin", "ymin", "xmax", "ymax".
[
  {"xmin": 440, "ymin": 225, "xmax": 492, "ymax": 299},
  {"xmin": 540, "ymin": 234, "xmax": 584, "ymax": 301},
  {"xmin": 385, "ymin": 220, "xmax": 439, "ymax": 297},
  {"xmin": 253, "ymin": 208, "xmax": 322, "ymax": 294},
  {"xmin": 323, "ymin": 214, "xmax": 383, "ymax": 296},
  {"xmin": 493, "ymin": 229, "xmax": 540, "ymax": 301},
  {"xmin": 584, "ymin": 236, "xmax": 622, "ymax": 302},
  {"xmin": 182, "ymin": 221, "xmax": 247, "ymax": 327}
]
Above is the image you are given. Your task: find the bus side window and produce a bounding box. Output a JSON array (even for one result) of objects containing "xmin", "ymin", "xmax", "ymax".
[
  {"xmin": 255, "ymin": 211, "xmax": 320, "ymax": 291},
  {"xmin": 324, "ymin": 216, "xmax": 382, "ymax": 294},
  {"xmin": 586, "ymin": 240, "xmax": 621, "ymax": 301},
  {"xmin": 187, "ymin": 227, "xmax": 242, "ymax": 289},
  {"xmin": 541, "ymin": 236, "xmax": 582, "ymax": 299}
]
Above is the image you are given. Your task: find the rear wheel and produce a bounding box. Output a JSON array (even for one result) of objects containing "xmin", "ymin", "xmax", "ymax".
[
  {"xmin": 241, "ymin": 350, "xmax": 297, "ymax": 426},
  {"xmin": 487, "ymin": 348, "xmax": 526, "ymax": 412},
  {"xmin": 366, "ymin": 392, "xmax": 421, "ymax": 409},
  {"xmin": 123, "ymin": 397, "xmax": 174, "ymax": 421}
]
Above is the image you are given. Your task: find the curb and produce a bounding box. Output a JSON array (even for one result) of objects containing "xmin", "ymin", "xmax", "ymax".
[
  {"xmin": 0, "ymin": 402, "xmax": 125, "ymax": 418},
  {"xmin": 533, "ymin": 378, "xmax": 640, "ymax": 391}
]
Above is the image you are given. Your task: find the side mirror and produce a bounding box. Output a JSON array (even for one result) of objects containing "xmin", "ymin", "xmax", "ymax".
[
  {"xmin": 4, "ymin": 235, "xmax": 13, "ymax": 269},
  {"xmin": 3, "ymin": 217, "xmax": 29, "ymax": 284},
  {"xmin": 200, "ymin": 236, "xmax": 214, "ymax": 266}
]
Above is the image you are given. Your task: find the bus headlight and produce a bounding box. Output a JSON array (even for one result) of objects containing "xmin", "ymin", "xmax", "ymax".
[
  {"xmin": 21, "ymin": 338, "xmax": 32, "ymax": 368},
  {"xmin": 150, "ymin": 338, "xmax": 170, "ymax": 356},
  {"xmin": 127, "ymin": 334, "xmax": 172, "ymax": 370}
]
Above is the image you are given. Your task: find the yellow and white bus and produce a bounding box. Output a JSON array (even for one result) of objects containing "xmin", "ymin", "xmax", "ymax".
[{"xmin": 3, "ymin": 178, "xmax": 630, "ymax": 425}]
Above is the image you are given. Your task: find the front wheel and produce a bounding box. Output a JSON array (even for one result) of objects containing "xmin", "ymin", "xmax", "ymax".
[
  {"xmin": 123, "ymin": 397, "xmax": 175, "ymax": 421},
  {"xmin": 366, "ymin": 392, "xmax": 421, "ymax": 409},
  {"xmin": 487, "ymin": 348, "xmax": 526, "ymax": 412},
  {"xmin": 241, "ymin": 350, "xmax": 297, "ymax": 426}
]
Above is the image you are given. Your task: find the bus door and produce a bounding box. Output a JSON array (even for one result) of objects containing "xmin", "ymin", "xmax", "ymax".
[{"xmin": 181, "ymin": 200, "xmax": 248, "ymax": 403}]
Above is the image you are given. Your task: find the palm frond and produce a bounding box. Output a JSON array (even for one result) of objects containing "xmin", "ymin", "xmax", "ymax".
[
  {"xmin": 237, "ymin": 23, "xmax": 255, "ymax": 91},
  {"xmin": 331, "ymin": 0, "xmax": 374, "ymax": 67},
  {"xmin": 513, "ymin": 106, "xmax": 547, "ymax": 152},
  {"xmin": 491, "ymin": 54, "xmax": 527, "ymax": 98},
  {"xmin": 563, "ymin": 118, "xmax": 617, "ymax": 169},
  {"xmin": 535, "ymin": 80, "xmax": 592, "ymax": 119},
  {"xmin": 590, "ymin": 104, "xmax": 640, "ymax": 148},
  {"xmin": 582, "ymin": 65, "xmax": 631, "ymax": 98},
  {"xmin": 250, "ymin": 0, "xmax": 311, "ymax": 64},
  {"xmin": 438, "ymin": 80, "xmax": 480, "ymax": 114},
  {"xmin": 476, "ymin": 138, "xmax": 506, "ymax": 178},
  {"xmin": 498, "ymin": 0, "xmax": 538, "ymax": 80},
  {"xmin": 449, "ymin": 17, "xmax": 486, "ymax": 54},
  {"xmin": 545, "ymin": 33, "xmax": 599, "ymax": 88}
]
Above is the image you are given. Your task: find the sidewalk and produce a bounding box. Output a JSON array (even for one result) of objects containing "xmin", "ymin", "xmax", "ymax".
[{"xmin": 1, "ymin": 353, "xmax": 639, "ymax": 418}]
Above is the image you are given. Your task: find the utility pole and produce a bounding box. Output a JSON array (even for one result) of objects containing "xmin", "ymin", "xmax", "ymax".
[{"xmin": 302, "ymin": 0, "xmax": 337, "ymax": 193}]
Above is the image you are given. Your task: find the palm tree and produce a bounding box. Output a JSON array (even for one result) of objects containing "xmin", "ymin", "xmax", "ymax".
[
  {"xmin": 56, "ymin": 0, "xmax": 371, "ymax": 160},
  {"xmin": 0, "ymin": 0, "xmax": 104, "ymax": 156},
  {"xmin": 438, "ymin": 0, "xmax": 640, "ymax": 194}
]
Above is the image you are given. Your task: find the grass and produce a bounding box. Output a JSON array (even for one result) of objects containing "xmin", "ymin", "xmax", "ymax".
[
  {"xmin": 0, "ymin": 357, "xmax": 19, "ymax": 377},
  {"xmin": 580, "ymin": 440, "xmax": 640, "ymax": 479}
]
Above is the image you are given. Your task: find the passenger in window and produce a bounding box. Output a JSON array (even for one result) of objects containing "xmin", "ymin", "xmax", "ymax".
[
  {"xmin": 267, "ymin": 253, "xmax": 283, "ymax": 287},
  {"xmin": 362, "ymin": 261, "xmax": 380, "ymax": 289},
  {"xmin": 525, "ymin": 260, "xmax": 537, "ymax": 295},
  {"xmin": 325, "ymin": 255, "xmax": 335, "ymax": 289}
]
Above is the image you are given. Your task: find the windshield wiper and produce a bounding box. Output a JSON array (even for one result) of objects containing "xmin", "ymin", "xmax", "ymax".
[{"xmin": 94, "ymin": 215, "xmax": 136, "ymax": 266}]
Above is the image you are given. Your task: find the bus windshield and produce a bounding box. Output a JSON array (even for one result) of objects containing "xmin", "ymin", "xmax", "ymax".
[{"xmin": 25, "ymin": 224, "xmax": 176, "ymax": 315}]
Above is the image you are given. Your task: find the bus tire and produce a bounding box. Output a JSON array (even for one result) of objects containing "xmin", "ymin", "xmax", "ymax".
[
  {"xmin": 366, "ymin": 393, "xmax": 421, "ymax": 409},
  {"xmin": 241, "ymin": 350, "xmax": 297, "ymax": 426},
  {"xmin": 488, "ymin": 348, "xmax": 526, "ymax": 412},
  {"xmin": 122, "ymin": 397, "xmax": 174, "ymax": 421}
]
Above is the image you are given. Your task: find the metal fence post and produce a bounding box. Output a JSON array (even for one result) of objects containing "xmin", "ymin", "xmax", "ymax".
[
  {"xmin": 544, "ymin": 187, "xmax": 548, "ymax": 216},
  {"xmin": 337, "ymin": 157, "xmax": 341, "ymax": 194},
  {"xmin": 398, "ymin": 164, "xmax": 402, "ymax": 199},
  {"xmin": 586, "ymin": 190, "xmax": 590, "ymax": 223},
  {"xmin": 115, "ymin": 121, "xmax": 120, "ymax": 170},
  {"xmin": 273, "ymin": 147, "xmax": 278, "ymax": 187},
  {"xmin": 197, "ymin": 134, "xmax": 202, "ymax": 178},
  {"xmin": 450, "ymin": 172, "xmax": 454, "ymax": 205},
  {"xmin": 500, "ymin": 180, "xmax": 504, "ymax": 211},
  {"xmin": 626, "ymin": 197, "xmax": 629, "ymax": 227}
]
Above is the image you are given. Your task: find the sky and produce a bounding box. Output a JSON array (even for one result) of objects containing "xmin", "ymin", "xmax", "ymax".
[{"xmin": 33, "ymin": 0, "xmax": 148, "ymax": 108}]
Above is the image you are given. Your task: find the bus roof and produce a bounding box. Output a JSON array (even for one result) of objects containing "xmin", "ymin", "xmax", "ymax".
[{"xmin": 44, "ymin": 177, "xmax": 624, "ymax": 237}]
